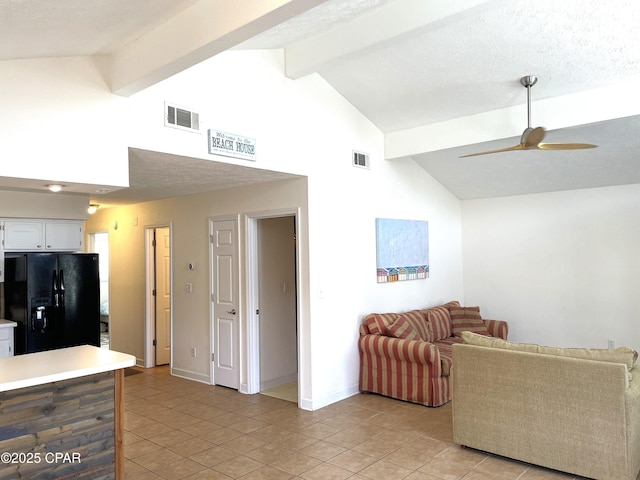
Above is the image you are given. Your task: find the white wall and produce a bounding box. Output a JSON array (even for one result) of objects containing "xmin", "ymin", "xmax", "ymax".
[
  {"xmin": 85, "ymin": 49, "xmax": 465, "ymax": 410},
  {"xmin": 462, "ymin": 184, "xmax": 640, "ymax": 355},
  {"xmin": 85, "ymin": 178, "xmax": 308, "ymax": 376},
  {"xmin": 0, "ymin": 191, "xmax": 89, "ymax": 220},
  {"xmin": 0, "ymin": 57, "xmax": 129, "ymax": 188}
]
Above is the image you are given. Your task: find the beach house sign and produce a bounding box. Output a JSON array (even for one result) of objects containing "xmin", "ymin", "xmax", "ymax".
[{"xmin": 208, "ymin": 129, "xmax": 256, "ymax": 161}]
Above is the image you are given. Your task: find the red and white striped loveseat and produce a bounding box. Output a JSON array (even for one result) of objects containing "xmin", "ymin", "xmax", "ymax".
[{"xmin": 358, "ymin": 301, "xmax": 508, "ymax": 407}]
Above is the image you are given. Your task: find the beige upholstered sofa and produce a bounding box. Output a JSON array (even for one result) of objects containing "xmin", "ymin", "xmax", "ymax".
[
  {"xmin": 452, "ymin": 332, "xmax": 640, "ymax": 480},
  {"xmin": 358, "ymin": 301, "xmax": 508, "ymax": 407}
]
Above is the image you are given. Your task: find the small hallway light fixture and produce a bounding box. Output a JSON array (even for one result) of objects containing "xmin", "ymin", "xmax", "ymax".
[
  {"xmin": 88, "ymin": 204, "xmax": 100, "ymax": 214},
  {"xmin": 46, "ymin": 184, "xmax": 64, "ymax": 192}
]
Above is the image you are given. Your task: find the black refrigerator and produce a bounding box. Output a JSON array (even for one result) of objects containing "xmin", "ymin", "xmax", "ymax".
[{"xmin": 4, "ymin": 253, "xmax": 100, "ymax": 355}]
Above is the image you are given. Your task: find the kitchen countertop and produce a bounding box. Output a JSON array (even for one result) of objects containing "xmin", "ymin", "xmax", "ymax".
[
  {"xmin": 0, "ymin": 319, "xmax": 17, "ymax": 328},
  {"xmin": 0, "ymin": 345, "xmax": 136, "ymax": 392}
]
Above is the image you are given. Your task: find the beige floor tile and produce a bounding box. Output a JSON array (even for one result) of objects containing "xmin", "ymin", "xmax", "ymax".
[
  {"xmin": 298, "ymin": 422, "xmax": 342, "ymax": 440},
  {"xmin": 238, "ymin": 465, "xmax": 295, "ymax": 480},
  {"xmin": 267, "ymin": 451, "xmax": 322, "ymax": 475},
  {"xmin": 197, "ymin": 426, "xmax": 244, "ymax": 445},
  {"xmin": 383, "ymin": 442, "xmax": 441, "ymax": 470},
  {"xmin": 322, "ymin": 429, "xmax": 369, "ymax": 449},
  {"xmin": 404, "ymin": 471, "xmax": 447, "ymax": 480},
  {"xmin": 134, "ymin": 447, "xmax": 183, "ymax": 471},
  {"xmin": 476, "ymin": 455, "xmax": 529, "ymax": 479},
  {"xmin": 351, "ymin": 437, "xmax": 403, "ymax": 459},
  {"xmin": 182, "ymin": 468, "xmax": 234, "ymax": 479},
  {"xmin": 125, "ymin": 439, "xmax": 164, "ymax": 459},
  {"xmin": 227, "ymin": 417, "xmax": 270, "ymax": 434},
  {"xmin": 123, "ymin": 366, "xmax": 599, "ymax": 480},
  {"xmin": 125, "ymin": 459, "xmax": 150, "ymax": 479},
  {"xmin": 148, "ymin": 429, "xmax": 195, "ymax": 448},
  {"xmin": 168, "ymin": 436, "xmax": 216, "ymax": 457},
  {"xmin": 327, "ymin": 449, "xmax": 377, "ymax": 473},
  {"xmin": 130, "ymin": 421, "xmax": 176, "ymax": 439},
  {"xmin": 418, "ymin": 457, "xmax": 472, "ymax": 480},
  {"xmin": 299, "ymin": 462, "xmax": 353, "ymax": 480},
  {"xmin": 212, "ymin": 454, "xmax": 264, "ymax": 477},
  {"xmin": 153, "ymin": 457, "xmax": 208, "ymax": 480},
  {"xmin": 188, "ymin": 445, "xmax": 239, "ymax": 468},
  {"xmin": 435, "ymin": 445, "xmax": 489, "ymax": 468},
  {"xmin": 358, "ymin": 459, "xmax": 415, "ymax": 480},
  {"xmin": 220, "ymin": 434, "xmax": 267, "ymax": 454},
  {"xmin": 297, "ymin": 440, "xmax": 346, "ymax": 461},
  {"xmin": 179, "ymin": 419, "xmax": 223, "ymax": 437}
]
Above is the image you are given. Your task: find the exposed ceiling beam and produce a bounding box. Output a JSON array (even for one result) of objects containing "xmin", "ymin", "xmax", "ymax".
[
  {"xmin": 284, "ymin": 0, "xmax": 491, "ymax": 79},
  {"xmin": 108, "ymin": 0, "xmax": 329, "ymax": 96}
]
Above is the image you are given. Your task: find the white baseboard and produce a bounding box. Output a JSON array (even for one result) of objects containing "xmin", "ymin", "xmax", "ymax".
[
  {"xmin": 299, "ymin": 383, "xmax": 361, "ymax": 411},
  {"xmin": 170, "ymin": 367, "xmax": 210, "ymax": 385}
]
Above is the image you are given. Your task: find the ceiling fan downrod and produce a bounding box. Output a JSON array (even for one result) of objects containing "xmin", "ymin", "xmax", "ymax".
[{"xmin": 520, "ymin": 75, "xmax": 537, "ymax": 129}]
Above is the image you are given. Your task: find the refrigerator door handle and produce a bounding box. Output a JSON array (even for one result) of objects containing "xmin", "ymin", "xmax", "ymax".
[
  {"xmin": 52, "ymin": 270, "xmax": 59, "ymax": 308},
  {"xmin": 59, "ymin": 269, "xmax": 65, "ymax": 306}
]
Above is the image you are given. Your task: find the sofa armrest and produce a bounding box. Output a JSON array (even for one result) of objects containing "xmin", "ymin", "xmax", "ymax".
[
  {"xmin": 483, "ymin": 319, "xmax": 509, "ymax": 340},
  {"xmin": 358, "ymin": 334, "xmax": 441, "ymax": 370}
]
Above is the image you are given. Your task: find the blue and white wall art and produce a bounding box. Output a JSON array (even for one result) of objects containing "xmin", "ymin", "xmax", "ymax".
[{"xmin": 375, "ymin": 218, "xmax": 429, "ymax": 283}]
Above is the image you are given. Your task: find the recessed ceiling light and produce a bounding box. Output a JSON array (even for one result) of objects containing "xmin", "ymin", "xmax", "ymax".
[{"xmin": 46, "ymin": 184, "xmax": 64, "ymax": 192}]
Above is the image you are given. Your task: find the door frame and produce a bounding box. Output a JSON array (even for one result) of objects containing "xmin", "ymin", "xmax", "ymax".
[
  {"xmin": 245, "ymin": 208, "xmax": 301, "ymax": 397},
  {"xmin": 144, "ymin": 223, "xmax": 173, "ymax": 368},
  {"xmin": 208, "ymin": 214, "xmax": 241, "ymax": 386}
]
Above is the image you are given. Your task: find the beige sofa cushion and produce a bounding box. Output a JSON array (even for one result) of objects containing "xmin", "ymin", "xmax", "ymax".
[{"xmin": 461, "ymin": 331, "xmax": 638, "ymax": 370}]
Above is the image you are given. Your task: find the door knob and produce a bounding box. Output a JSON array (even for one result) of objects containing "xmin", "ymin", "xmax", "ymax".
[{"xmin": 227, "ymin": 309, "xmax": 236, "ymax": 315}]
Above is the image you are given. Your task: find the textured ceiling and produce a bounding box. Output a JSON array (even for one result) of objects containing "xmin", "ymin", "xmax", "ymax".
[
  {"xmin": 2, "ymin": 0, "xmax": 640, "ymax": 204},
  {"xmin": 0, "ymin": 0, "xmax": 201, "ymax": 59}
]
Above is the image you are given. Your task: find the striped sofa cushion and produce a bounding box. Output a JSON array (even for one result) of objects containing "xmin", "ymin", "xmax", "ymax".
[
  {"xmin": 433, "ymin": 337, "xmax": 463, "ymax": 376},
  {"xmin": 364, "ymin": 313, "xmax": 398, "ymax": 336},
  {"xmin": 450, "ymin": 306, "xmax": 490, "ymax": 337},
  {"xmin": 403, "ymin": 310, "xmax": 433, "ymax": 341},
  {"xmin": 387, "ymin": 315, "xmax": 421, "ymax": 340},
  {"xmin": 426, "ymin": 307, "xmax": 453, "ymax": 340}
]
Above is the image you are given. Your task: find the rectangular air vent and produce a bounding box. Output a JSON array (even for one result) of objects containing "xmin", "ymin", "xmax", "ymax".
[
  {"xmin": 352, "ymin": 150, "xmax": 370, "ymax": 169},
  {"xmin": 165, "ymin": 102, "xmax": 200, "ymax": 132}
]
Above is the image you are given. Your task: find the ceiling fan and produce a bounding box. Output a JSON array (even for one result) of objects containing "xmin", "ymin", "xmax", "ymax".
[{"xmin": 460, "ymin": 75, "xmax": 597, "ymax": 158}]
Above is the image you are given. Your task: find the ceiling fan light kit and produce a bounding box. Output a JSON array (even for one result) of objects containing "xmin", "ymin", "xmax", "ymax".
[{"xmin": 461, "ymin": 75, "xmax": 597, "ymax": 158}]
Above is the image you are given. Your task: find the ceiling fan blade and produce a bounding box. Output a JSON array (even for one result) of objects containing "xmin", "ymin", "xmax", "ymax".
[
  {"xmin": 537, "ymin": 142, "xmax": 598, "ymax": 150},
  {"xmin": 459, "ymin": 143, "xmax": 524, "ymax": 158}
]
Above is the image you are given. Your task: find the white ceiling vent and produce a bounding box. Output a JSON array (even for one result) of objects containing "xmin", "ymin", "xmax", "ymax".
[
  {"xmin": 165, "ymin": 102, "xmax": 200, "ymax": 133},
  {"xmin": 352, "ymin": 150, "xmax": 370, "ymax": 169}
]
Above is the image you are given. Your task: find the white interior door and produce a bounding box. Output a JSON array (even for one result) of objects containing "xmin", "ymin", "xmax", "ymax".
[
  {"xmin": 211, "ymin": 218, "xmax": 239, "ymax": 388},
  {"xmin": 155, "ymin": 227, "xmax": 171, "ymax": 365}
]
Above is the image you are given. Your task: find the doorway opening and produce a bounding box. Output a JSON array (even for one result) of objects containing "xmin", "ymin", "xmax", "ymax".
[
  {"xmin": 246, "ymin": 209, "xmax": 301, "ymax": 404},
  {"xmin": 88, "ymin": 232, "xmax": 110, "ymax": 349},
  {"xmin": 144, "ymin": 225, "xmax": 172, "ymax": 368}
]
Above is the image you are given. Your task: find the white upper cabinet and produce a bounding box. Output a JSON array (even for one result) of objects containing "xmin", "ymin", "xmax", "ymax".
[
  {"xmin": 44, "ymin": 221, "xmax": 83, "ymax": 251},
  {"xmin": 2, "ymin": 219, "xmax": 83, "ymax": 252},
  {"xmin": 3, "ymin": 220, "xmax": 44, "ymax": 250}
]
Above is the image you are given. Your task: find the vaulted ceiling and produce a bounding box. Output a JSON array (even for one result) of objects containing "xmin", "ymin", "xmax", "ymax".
[{"xmin": 2, "ymin": 0, "xmax": 640, "ymax": 203}]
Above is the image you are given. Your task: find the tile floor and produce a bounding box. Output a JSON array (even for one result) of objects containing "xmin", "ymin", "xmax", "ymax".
[{"xmin": 124, "ymin": 366, "xmax": 593, "ymax": 480}]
